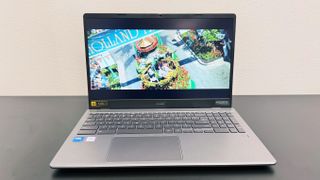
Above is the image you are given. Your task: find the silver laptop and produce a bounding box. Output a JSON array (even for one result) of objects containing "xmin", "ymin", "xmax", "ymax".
[{"xmin": 50, "ymin": 13, "xmax": 276, "ymax": 168}]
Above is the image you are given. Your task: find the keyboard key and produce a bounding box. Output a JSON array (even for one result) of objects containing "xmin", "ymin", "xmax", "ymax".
[
  {"xmin": 137, "ymin": 125, "xmax": 144, "ymax": 129},
  {"xmin": 226, "ymin": 113, "xmax": 233, "ymax": 117},
  {"xmin": 236, "ymin": 127, "xmax": 246, "ymax": 133},
  {"xmin": 229, "ymin": 128, "xmax": 238, "ymax": 133},
  {"xmin": 109, "ymin": 125, "xmax": 117, "ymax": 129},
  {"xmin": 226, "ymin": 123, "xmax": 234, "ymax": 128},
  {"xmin": 234, "ymin": 124, "xmax": 242, "ymax": 129},
  {"xmin": 99, "ymin": 125, "xmax": 108, "ymax": 130},
  {"xmin": 83, "ymin": 122, "xmax": 96, "ymax": 126},
  {"xmin": 77, "ymin": 129, "xmax": 96, "ymax": 135},
  {"xmin": 127, "ymin": 125, "xmax": 136, "ymax": 129},
  {"xmin": 217, "ymin": 120, "xmax": 224, "ymax": 124},
  {"xmin": 213, "ymin": 128, "xmax": 229, "ymax": 133},
  {"xmin": 193, "ymin": 129, "xmax": 203, "ymax": 133},
  {"xmin": 164, "ymin": 124, "xmax": 174, "ymax": 128},
  {"xmin": 85, "ymin": 118, "xmax": 96, "ymax": 122},
  {"xmin": 164, "ymin": 128, "xmax": 174, "ymax": 133},
  {"xmin": 211, "ymin": 124, "xmax": 219, "ymax": 128},
  {"xmin": 145, "ymin": 125, "xmax": 154, "ymax": 129},
  {"xmin": 215, "ymin": 117, "xmax": 222, "ymax": 120},
  {"xmin": 194, "ymin": 120, "xmax": 210, "ymax": 125},
  {"xmin": 155, "ymin": 124, "xmax": 163, "ymax": 129},
  {"xmin": 96, "ymin": 122, "xmax": 105, "ymax": 126},
  {"xmin": 204, "ymin": 129, "xmax": 214, "ymax": 133},
  {"xmin": 97, "ymin": 129, "xmax": 116, "ymax": 134},
  {"xmin": 117, "ymin": 125, "xmax": 126, "ymax": 129},
  {"xmin": 182, "ymin": 128, "xmax": 193, "ymax": 133},
  {"xmin": 213, "ymin": 113, "xmax": 220, "ymax": 117},
  {"xmin": 224, "ymin": 119, "xmax": 232, "ymax": 124},
  {"xmin": 193, "ymin": 124, "xmax": 211, "ymax": 128},
  {"xmin": 182, "ymin": 124, "xmax": 192, "ymax": 128},
  {"xmin": 230, "ymin": 117, "xmax": 239, "ymax": 124},
  {"xmin": 80, "ymin": 125, "xmax": 99, "ymax": 130}
]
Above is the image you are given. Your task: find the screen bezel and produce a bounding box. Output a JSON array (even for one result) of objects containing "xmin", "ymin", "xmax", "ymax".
[{"xmin": 83, "ymin": 14, "xmax": 236, "ymax": 109}]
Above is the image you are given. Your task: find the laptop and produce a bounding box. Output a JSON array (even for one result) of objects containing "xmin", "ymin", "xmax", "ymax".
[{"xmin": 50, "ymin": 13, "xmax": 276, "ymax": 168}]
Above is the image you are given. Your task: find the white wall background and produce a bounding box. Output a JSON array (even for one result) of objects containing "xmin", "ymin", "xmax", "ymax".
[{"xmin": 0, "ymin": 0, "xmax": 319, "ymax": 96}]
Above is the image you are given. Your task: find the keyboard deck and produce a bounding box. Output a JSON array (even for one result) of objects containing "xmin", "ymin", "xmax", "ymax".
[{"xmin": 77, "ymin": 111, "xmax": 245, "ymax": 135}]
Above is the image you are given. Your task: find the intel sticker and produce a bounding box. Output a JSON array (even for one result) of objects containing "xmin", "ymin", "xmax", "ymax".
[{"xmin": 72, "ymin": 136, "xmax": 84, "ymax": 142}]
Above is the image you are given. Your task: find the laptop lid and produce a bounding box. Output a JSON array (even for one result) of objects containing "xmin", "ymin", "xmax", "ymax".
[{"xmin": 83, "ymin": 14, "xmax": 236, "ymax": 109}]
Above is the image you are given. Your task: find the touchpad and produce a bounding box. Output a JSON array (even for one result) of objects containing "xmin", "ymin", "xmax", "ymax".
[{"xmin": 107, "ymin": 136, "xmax": 182, "ymax": 162}]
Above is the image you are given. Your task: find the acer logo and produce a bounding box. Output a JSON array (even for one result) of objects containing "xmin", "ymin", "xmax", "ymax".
[{"xmin": 155, "ymin": 102, "xmax": 166, "ymax": 106}]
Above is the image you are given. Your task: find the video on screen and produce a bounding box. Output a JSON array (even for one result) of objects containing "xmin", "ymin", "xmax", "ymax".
[{"xmin": 87, "ymin": 29, "xmax": 232, "ymax": 90}]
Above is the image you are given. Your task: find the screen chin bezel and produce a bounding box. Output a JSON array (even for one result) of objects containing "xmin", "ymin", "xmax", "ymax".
[{"xmin": 83, "ymin": 14, "xmax": 236, "ymax": 109}]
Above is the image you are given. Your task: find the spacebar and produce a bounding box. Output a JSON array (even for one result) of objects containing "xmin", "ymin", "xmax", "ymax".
[{"xmin": 117, "ymin": 129, "xmax": 163, "ymax": 134}]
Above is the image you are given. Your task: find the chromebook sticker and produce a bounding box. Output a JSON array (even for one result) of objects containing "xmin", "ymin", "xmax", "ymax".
[{"xmin": 86, "ymin": 137, "xmax": 96, "ymax": 142}]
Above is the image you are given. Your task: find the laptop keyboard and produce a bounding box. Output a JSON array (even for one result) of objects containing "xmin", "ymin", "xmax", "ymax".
[{"xmin": 77, "ymin": 111, "xmax": 245, "ymax": 135}]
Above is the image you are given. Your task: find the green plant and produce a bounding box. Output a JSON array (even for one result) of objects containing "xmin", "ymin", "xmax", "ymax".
[
  {"xmin": 198, "ymin": 52, "xmax": 215, "ymax": 61},
  {"xmin": 202, "ymin": 29, "xmax": 220, "ymax": 42}
]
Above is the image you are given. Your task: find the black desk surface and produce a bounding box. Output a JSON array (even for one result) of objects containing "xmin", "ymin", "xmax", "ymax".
[{"xmin": 1, "ymin": 96, "xmax": 319, "ymax": 180}]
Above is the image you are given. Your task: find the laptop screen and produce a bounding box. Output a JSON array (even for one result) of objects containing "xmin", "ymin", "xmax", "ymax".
[
  {"xmin": 88, "ymin": 29, "xmax": 231, "ymax": 90},
  {"xmin": 84, "ymin": 14, "xmax": 235, "ymax": 108}
]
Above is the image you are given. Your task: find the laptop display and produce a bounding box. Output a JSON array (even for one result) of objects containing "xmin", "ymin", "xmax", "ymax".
[
  {"xmin": 87, "ymin": 29, "xmax": 232, "ymax": 91},
  {"xmin": 83, "ymin": 15, "xmax": 235, "ymax": 108}
]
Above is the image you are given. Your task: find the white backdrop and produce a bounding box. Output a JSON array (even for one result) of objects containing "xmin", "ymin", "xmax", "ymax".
[{"xmin": 0, "ymin": 0, "xmax": 319, "ymax": 95}]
